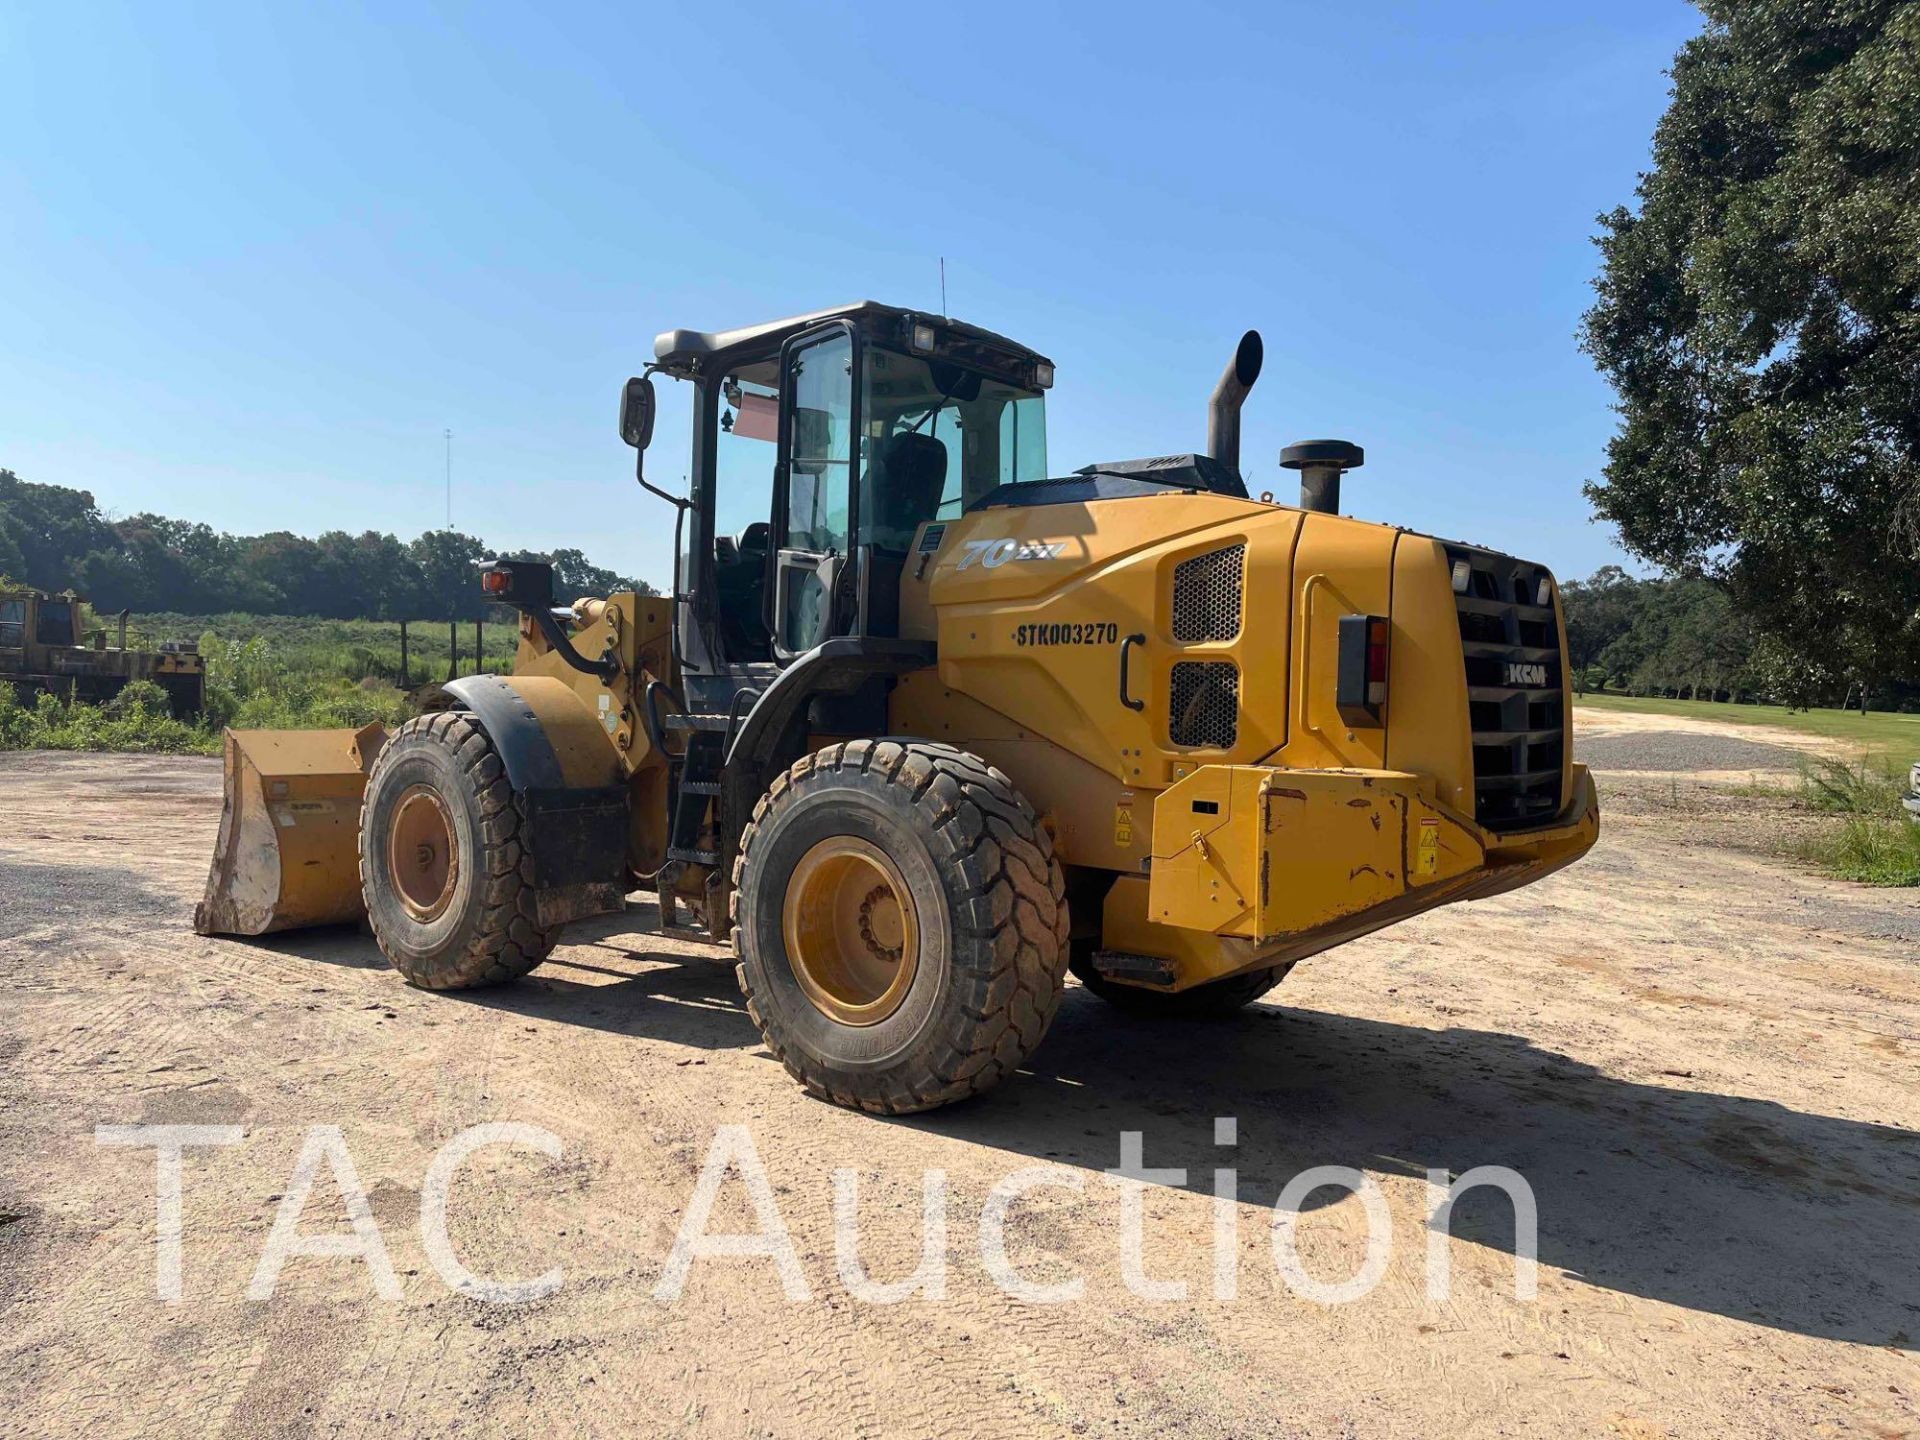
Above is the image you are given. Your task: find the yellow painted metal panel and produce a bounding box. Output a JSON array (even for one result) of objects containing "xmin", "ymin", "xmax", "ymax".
[
  {"xmin": 1144, "ymin": 763, "xmax": 1494, "ymax": 947},
  {"xmin": 927, "ymin": 495, "xmax": 1300, "ymax": 793},
  {"xmin": 1273, "ymin": 513, "xmax": 1395, "ymax": 772},
  {"xmin": 1383, "ymin": 536, "xmax": 1476, "ymax": 817}
]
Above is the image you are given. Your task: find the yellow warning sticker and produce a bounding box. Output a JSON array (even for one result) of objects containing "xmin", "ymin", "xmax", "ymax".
[
  {"xmin": 1417, "ymin": 818, "xmax": 1440, "ymax": 876},
  {"xmin": 1114, "ymin": 807, "xmax": 1135, "ymax": 847}
]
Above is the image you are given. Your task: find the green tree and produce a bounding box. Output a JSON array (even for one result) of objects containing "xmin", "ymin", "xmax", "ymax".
[
  {"xmin": 1582, "ymin": 0, "xmax": 1920, "ymax": 706},
  {"xmin": 515, "ymin": 546, "xmax": 658, "ymax": 602},
  {"xmin": 0, "ymin": 468, "xmax": 655, "ymax": 619},
  {"xmin": 0, "ymin": 510, "xmax": 28, "ymax": 582},
  {"xmin": 0, "ymin": 469, "xmax": 114, "ymax": 588},
  {"xmin": 1560, "ymin": 565, "xmax": 1641, "ymax": 691},
  {"xmin": 409, "ymin": 529, "xmax": 493, "ymax": 620}
]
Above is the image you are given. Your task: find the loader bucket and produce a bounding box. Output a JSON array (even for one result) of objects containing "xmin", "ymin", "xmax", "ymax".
[{"xmin": 193, "ymin": 725, "xmax": 387, "ymax": 937}]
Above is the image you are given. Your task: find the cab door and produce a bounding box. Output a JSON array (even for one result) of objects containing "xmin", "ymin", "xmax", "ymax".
[{"xmin": 771, "ymin": 323, "xmax": 860, "ymax": 660}]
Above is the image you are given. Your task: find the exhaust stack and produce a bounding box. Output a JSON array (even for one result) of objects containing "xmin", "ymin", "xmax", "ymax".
[
  {"xmin": 1207, "ymin": 330, "xmax": 1264, "ymax": 481},
  {"xmin": 1281, "ymin": 439, "xmax": 1365, "ymax": 514}
]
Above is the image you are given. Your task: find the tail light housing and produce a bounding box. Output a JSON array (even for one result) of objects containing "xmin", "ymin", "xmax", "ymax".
[{"xmin": 1337, "ymin": 613, "xmax": 1389, "ymax": 726}]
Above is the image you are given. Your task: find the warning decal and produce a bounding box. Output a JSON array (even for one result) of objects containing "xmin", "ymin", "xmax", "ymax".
[{"xmin": 1417, "ymin": 818, "xmax": 1440, "ymax": 876}]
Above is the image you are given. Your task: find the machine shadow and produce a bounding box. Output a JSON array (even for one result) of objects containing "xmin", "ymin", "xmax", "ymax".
[
  {"xmin": 445, "ymin": 943, "xmax": 749, "ymax": 1047},
  {"xmin": 230, "ymin": 905, "xmax": 756, "ymax": 1046},
  {"xmin": 911, "ymin": 990, "xmax": 1920, "ymax": 1350},
  {"xmin": 223, "ymin": 905, "xmax": 1920, "ymax": 1347}
]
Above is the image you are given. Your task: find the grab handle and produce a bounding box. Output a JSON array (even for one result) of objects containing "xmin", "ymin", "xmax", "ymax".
[{"xmin": 1118, "ymin": 633, "xmax": 1147, "ymax": 712}]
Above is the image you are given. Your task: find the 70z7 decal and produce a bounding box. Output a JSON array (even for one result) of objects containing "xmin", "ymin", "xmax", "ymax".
[
  {"xmin": 952, "ymin": 537, "xmax": 1067, "ymax": 570},
  {"xmin": 1015, "ymin": 622, "xmax": 1120, "ymax": 646}
]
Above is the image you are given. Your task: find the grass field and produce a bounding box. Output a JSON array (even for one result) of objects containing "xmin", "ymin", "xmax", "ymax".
[
  {"xmin": 132, "ymin": 611, "xmax": 521, "ymax": 684},
  {"xmin": 1, "ymin": 613, "xmax": 524, "ymax": 756},
  {"xmin": 1573, "ymin": 689, "xmax": 1920, "ymax": 759}
]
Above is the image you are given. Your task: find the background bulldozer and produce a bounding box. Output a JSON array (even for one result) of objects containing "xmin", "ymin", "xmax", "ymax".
[
  {"xmin": 2, "ymin": 585, "xmax": 204, "ymax": 716},
  {"xmin": 198, "ymin": 301, "xmax": 1598, "ymax": 1114}
]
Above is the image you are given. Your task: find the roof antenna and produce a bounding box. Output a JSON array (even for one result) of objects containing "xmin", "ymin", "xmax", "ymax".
[{"xmin": 939, "ymin": 256, "xmax": 947, "ymax": 317}]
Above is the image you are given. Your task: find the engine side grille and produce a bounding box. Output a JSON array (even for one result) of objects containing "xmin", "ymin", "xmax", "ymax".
[
  {"xmin": 1446, "ymin": 545, "xmax": 1566, "ymax": 830},
  {"xmin": 1171, "ymin": 544, "xmax": 1245, "ymax": 643},
  {"xmin": 1168, "ymin": 660, "xmax": 1239, "ymax": 748}
]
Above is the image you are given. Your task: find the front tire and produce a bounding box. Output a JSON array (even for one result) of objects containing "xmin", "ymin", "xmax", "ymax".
[
  {"xmin": 359, "ymin": 712, "xmax": 555, "ymax": 990},
  {"xmin": 732, "ymin": 740, "xmax": 1069, "ymax": 1114}
]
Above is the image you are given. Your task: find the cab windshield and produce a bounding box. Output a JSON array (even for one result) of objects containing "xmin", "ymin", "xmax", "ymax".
[{"xmin": 859, "ymin": 347, "xmax": 1046, "ymax": 551}]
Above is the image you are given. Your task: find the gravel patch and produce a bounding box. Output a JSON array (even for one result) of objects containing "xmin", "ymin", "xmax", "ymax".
[{"xmin": 1579, "ymin": 730, "xmax": 1812, "ymax": 775}]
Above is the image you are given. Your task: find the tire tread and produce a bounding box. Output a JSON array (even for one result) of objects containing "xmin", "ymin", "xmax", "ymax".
[
  {"xmin": 360, "ymin": 713, "xmax": 555, "ymax": 990},
  {"xmin": 731, "ymin": 740, "xmax": 1069, "ymax": 1114}
]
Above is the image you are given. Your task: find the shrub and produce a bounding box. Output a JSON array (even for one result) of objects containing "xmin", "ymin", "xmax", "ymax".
[
  {"xmin": 1803, "ymin": 819, "xmax": 1920, "ymax": 887},
  {"xmin": 1798, "ymin": 758, "xmax": 1906, "ymax": 815},
  {"xmin": 1794, "ymin": 758, "xmax": 1919, "ymax": 887},
  {"xmin": 103, "ymin": 679, "xmax": 170, "ymax": 718}
]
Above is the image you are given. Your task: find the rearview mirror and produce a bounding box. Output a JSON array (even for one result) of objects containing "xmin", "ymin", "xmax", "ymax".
[{"xmin": 619, "ymin": 375, "xmax": 656, "ymax": 450}]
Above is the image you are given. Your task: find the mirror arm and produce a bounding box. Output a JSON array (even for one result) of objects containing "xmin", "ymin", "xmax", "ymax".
[
  {"xmin": 635, "ymin": 453, "xmax": 689, "ymax": 511},
  {"xmin": 632, "ymin": 364, "xmax": 688, "ymax": 511}
]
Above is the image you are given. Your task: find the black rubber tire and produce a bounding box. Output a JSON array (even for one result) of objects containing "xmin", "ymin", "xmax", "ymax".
[
  {"xmin": 1069, "ymin": 947, "xmax": 1294, "ymax": 1018},
  {"xmin": 732, "ymin": 740, "xmax": 1069, "ymax": 1114},
  {"xmin": 359, "ymin": 711, "xmax": 555, "ymax": 990}
]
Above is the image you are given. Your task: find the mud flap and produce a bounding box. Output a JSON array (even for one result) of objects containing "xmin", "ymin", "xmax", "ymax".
[
  {"xmin": 524, "ymin": 785, "xmax": 630, "ymax": 928},
  {"xmin": 194, "ymin": 725, "xmax": 387, "ymax": 937}
]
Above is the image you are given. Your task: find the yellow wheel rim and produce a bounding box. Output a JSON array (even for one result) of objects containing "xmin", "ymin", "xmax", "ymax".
[
  {"xmin": 388, "ymin": 785, "xmax": 458, "ymax": 922},
  {"xmin": 781, "ymin": 835, "xmax": 920, "ymax": 1026}
]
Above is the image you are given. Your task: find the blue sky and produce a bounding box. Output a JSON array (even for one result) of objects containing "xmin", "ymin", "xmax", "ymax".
[{"xmin": 0, "ymin": 1, "xmax": 1700, "ymax": 587}]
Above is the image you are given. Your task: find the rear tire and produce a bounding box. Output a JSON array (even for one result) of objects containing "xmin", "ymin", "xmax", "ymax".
[
  {"xmin": 732, "ymin": 740, "xmax": 1069, "ymax": 1114},
  {"xmin": 359, "ymin": 712, "xmax": 555, "ymax": 990},
  {"xmin": 1069, "ymin": 947, "xmax": 1293, "ymax": 1018}
]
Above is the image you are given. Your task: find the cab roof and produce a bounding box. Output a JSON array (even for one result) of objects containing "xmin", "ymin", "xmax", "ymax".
[{"xmin": 652, "ymin": 300, "xmax": 1050, "ymax": 376}]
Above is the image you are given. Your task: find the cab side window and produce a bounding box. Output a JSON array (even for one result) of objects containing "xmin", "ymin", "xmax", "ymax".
[
  {"xmin": 784, "ymin": 334, "xmax": 854, "ymax": 555},
  {"xmin": 708, "ymin": 362, "xmax": 783, "ymax": 662},
  {"xmin": 36, "ymin": 601, "xmax": 72, "ymax": 646},
  {"xmin": 775, "ymin": 331, "xmax": 857, "ymax": 656}
]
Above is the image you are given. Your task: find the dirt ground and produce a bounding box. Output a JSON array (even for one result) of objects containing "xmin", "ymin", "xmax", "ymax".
[{"xmin": 3, "ymin": 711, "xmax": 1919, "ymax": 1439}]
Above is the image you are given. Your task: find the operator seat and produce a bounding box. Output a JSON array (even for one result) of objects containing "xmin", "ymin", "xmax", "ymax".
[
  {"xmin": 869, "ymin": 431, "xmax": 948, "ymax": 551},
  {"xmin": 855, "ymin": 431, "xmax": 947, "ymax": 643}
]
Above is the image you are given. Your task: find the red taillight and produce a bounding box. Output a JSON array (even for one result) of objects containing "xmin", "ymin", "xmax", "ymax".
[
  {"xmin": 1367, "ymin": 618, "xmax": 1397, "ymax": 683},
  {"xmin": 1336, "ymin": 613, "xmax": 1389, "ymax": 726},
  {"xmin": 1366, "ymin": 617, "xmax": 1390, "ymax": 693},
  {"xmin": 481, "ymin": 567, "xmax": 510, "ymax": 596}
]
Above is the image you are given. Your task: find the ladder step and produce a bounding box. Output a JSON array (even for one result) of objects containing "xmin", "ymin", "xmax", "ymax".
[
  {"xmin": 667, "ymin": 846, "xmax": 721, "ymax": 867},
  {"xmin": 665, "ymin": 712, "xmax": 731, "ymax": 732},
  {"xmin": 1089, "ymin": 950, "xmax": 1176, "ymax": 987},
  {"xmin": 678, "ymin": 780, "xmax": 722, "ymax": 795}
]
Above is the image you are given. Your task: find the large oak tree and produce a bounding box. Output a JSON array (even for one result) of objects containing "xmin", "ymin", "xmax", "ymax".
[{"xmin": 1583, "ymin": 0, "xmax": 1919, "ymax": 704}]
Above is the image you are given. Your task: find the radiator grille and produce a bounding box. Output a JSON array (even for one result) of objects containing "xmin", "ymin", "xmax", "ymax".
[
  {"xmin": 1446, "ymin": 545, "xmax": 1566, "ymax": 830},
  {"xmin": 1171, "ymin": 545, "xmax": 1245, "ymax": 643},
  {"xmin": 1168, "ymin": 661, "xmax": 1239, "ymax": 748}
]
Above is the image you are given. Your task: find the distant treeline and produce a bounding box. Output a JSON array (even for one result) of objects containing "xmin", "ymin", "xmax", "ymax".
[
  {"xmin": 1561, "ymin": 567, "xmax": 1914, "ymax": 712},
  {"xmin": 0, "ymin": 468, "xmax": 656, "ymax": 621}
]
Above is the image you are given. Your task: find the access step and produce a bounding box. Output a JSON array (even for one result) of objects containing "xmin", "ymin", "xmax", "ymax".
[
  {"xmin": 667, "ymin": 846, "xmax": 721, "ymax": 867},
  {"xmin": 664, "ymin": 713, "xmax": 732, "ymax": 733}
]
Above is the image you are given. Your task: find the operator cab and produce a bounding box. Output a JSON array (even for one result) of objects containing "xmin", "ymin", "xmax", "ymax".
[{"xmin": 641, "ymin": 301, "xmax": 1052, "ymax": 702}]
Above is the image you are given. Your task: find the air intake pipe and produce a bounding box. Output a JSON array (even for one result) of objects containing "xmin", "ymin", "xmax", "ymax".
[
  {"xmin": 1206, "ymin": 330, "xmax": 1264, "ymax": 482},
  {"xmin": 1281, "ymin": 439, "xmax": 1365, "ymax": 514}
]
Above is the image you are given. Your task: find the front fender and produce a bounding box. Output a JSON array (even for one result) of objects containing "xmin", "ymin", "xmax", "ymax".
[
  {"xmin": 441, "ymin": 673, "xmax": 624, "ymax": 792},
  {"xmin": 441, "ymin": 673, "xmax": 630, "ymax": 926}
]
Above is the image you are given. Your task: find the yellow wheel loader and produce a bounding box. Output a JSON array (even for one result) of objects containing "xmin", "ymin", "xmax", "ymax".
[{"xmin": 197, "ymin": 301, "xmax": 1599, "ymax": 1114}]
